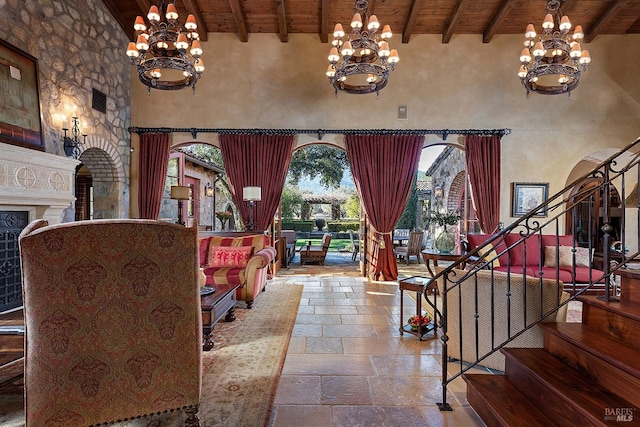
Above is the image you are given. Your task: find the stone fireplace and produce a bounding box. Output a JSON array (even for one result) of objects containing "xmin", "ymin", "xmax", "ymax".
[{"xmin": 0, "ymin": 142, "xmax": 78, "ymax": 312}]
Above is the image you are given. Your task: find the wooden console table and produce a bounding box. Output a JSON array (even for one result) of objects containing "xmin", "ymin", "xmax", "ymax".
[
  {"xmin": 201, "ymin": 283, "xmax": 241, "ymax": 351},
  {"xmin": 421, "ymin": 249, "xmax": 467, "ymax": 277}
]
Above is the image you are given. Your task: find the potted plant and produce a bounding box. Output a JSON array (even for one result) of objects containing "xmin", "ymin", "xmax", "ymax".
[{"xmin": 429, "ymin": 210, "xmax": 460, "ymax": 253}]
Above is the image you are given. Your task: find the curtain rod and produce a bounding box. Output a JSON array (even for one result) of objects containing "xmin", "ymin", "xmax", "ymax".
[{"xmin": 128, "ymin": 127, "xmax": 511, "ymax": 140}]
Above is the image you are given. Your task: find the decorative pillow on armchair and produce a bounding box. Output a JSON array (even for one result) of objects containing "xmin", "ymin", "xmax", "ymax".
[{"xmin": 208, "ymin": 246, "xmax": 253, "ymax": 267}]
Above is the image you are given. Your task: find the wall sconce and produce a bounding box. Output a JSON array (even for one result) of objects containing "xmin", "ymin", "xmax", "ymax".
[
  {"xmin": 243, "ymin": 186, "xmax": 262, "ymax": 231},
  {"xmin": 170, "ymin": 185, "xmax": 190, "ymax": 226},
  {"xmin": 62, "ymin": 117, "xmax": 87, "ymax": 159},
  {"xmin": 204, "ymin": 183, "xmax": 214, "ymax": 198}
]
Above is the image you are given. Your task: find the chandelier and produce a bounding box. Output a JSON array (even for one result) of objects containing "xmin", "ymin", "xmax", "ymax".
[
  {"xmin": 125, "ymin": 0, "xmax": 204, "ymax": 93},
  {"xmin": 326, "ymin": 0, "xmax": 399, "ymax": 96},
  {"xmin": 517, "ymin": 0, "xmax": 591, "ymax": 96}
]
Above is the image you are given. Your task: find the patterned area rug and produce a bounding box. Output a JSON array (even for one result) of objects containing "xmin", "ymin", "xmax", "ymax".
[{"xmin": 0, "ymin": 282, "xmax": 302, "ymax": 427}]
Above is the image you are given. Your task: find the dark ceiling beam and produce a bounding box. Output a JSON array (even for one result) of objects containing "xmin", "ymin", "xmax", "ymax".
[
  {"xmin": 320, "ymin": 0, "xmax": 329, "ymax": 43},
  {"xmin": 135, "ymin": 0, "xmax": 151, "ymax": 13},
  {"xmin": 482, "ymin": 0, "xmax": 517, "ymax": 43},
  {"xmin": 276, "ymin": 0, "xmax": 289, "ymax": 42},
  {"xmin": 102, "ymin": 0, "xmax": 134, "ymax": 40},
  {"xmin": 402, "ymin": 0, "xmax": 424, "ymax": 44},
  {"xmin": 182, "ymin": 0, "xmax": 209, "ymax": 42},
  {"xmin": 442, "ymin": 0, "xmax": 471, "ymax": 43},
  {"xmin": 585, "ymin": 0, "xmax": 630, "ymax": 43},
  {"xmin": 228, "ymin": 0, "xmax": 249, "ymax": 42}
]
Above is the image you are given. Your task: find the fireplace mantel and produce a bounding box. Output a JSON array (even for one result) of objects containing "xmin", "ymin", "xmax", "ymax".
[{"xmin": 0, "ymin": 142, "xmax": 79, "ymax": 224}]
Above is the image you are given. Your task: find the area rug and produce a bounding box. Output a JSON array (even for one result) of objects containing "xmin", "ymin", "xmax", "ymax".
[{"xmin": 0, "ymin": 282, "xmax": 303, "ymax": 427}]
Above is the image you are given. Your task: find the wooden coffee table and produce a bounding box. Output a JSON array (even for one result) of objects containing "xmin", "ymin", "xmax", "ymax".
[{"xmin": 200, "ymin": 283, "xmax": 241, "ymax": 351}]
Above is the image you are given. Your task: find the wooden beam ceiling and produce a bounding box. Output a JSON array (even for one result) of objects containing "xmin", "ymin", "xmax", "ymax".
[
  {"xmin": 483, "ymin": 0, "xmax": 517, "ymax": 43},
  {"xmin": 443, "ymin": 0, "xmax": 472, "ymax": 44},
  {"xmin": 276, "ymin": 0, "xmax": 289, "ymax": 42},
  {"xmin": 585, "ymin": 0, "xmax": 630, "ymax": 42},
  {"xmin": 228, "ymin": 0, "xmax": 249, "ymax": 42},
  {"xmin": 183, "ymin": 0, "xmax": 208, "ymax": 41},
  {"xmin": 320, "ymin": 0, "xmax": 329, "ymax": 43},
  {"xmin": 402, "ymin": 0, "xmax": 425, "ymax": 44}
]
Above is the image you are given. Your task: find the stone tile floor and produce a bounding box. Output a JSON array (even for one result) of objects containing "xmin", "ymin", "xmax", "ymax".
[{"xmin": 267, "ymin": 252, "xmax": 487, "ymax": 427}]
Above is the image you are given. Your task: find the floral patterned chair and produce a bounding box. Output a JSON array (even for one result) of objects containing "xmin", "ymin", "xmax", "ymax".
[{"xmin": 19, "ymin": 219, "xmax": 202, "ymax": 427}]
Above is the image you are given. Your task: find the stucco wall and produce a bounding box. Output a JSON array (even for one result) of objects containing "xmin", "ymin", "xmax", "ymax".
[{"xmin": 130, "ymin": 32, "xmax": 640, "ymax": 228}]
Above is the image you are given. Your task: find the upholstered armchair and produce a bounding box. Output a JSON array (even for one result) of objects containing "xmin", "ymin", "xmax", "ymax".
[
  {"xmin": 300, "ymin": 233, "xmax": 332, "ymax": 265},
  {"xmin": 19, "ymin": 219, "xmax": 202, "ymax": 427}
]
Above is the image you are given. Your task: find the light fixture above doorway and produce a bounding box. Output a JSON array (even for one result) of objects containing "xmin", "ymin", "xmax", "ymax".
[
  {"xmin": 125, "ymin": 0, "xmax": 205, "ymax": 93},
  {"xmin": 326, "ymin": 0, "xmax": 399, "ymax": 96},
  {"xmin": 517, "ymin": 0, "xmax": 591, "ymax": 96}
]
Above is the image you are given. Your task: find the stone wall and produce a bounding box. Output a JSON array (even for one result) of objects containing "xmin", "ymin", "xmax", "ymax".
[{"xmin": 0, "ymin": 0, "xmax": 132, "ymax": 217}]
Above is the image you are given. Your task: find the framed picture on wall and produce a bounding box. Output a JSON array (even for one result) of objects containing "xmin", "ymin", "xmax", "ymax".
[
  {"xmin": 511, "ymin": 182, "xmax": 549, "ymax": 217},
  {"xmin": 0, "ymin": 39, "xmax": 44, "ymax": 150}
]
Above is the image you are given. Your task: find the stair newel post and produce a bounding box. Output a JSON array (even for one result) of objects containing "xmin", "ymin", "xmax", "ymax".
[
  {"xmin": 601, "ymin": 165, "xmax": 613, "ymax": 301},
  {"xmin": 436, "ymin": 273, "xmax": 453, "ymax": 411}
]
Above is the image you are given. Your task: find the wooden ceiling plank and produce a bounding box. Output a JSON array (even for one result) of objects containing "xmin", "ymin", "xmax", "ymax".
[
  {"xmin": 442, "ymin": 0, "xmax": 472, "ymax": 44},
  {"xmin": 482, "ymin": 0, "xmax": 518, "ymax": 44},
  {"xmin": 585, "ymin": 0, "xmax": 630, "ymax": 43},
  {"xmin": 102, "ymin": 0, "xmax": 135, "ymax": 40},
  {"xmin": 182, "ymin": 0, "xmax": 209, "ymax": 42},
  {"xmin": 135, "ymin": 0, "xmax": 151, "ymax": 15},
  {"xmin": 276, "ymin": 0, "xmax": 289, "ymax": 42},
  {"xmin": 228, "ymin": 0, "xmax": 249, "ymax": 42},
  {"xmin": 402, "ymin": 0, "xmax": 424, "ymax": 44},
  {"xmin": 320, "ymin": 0, "xmax": 329, "ymax": 43}
]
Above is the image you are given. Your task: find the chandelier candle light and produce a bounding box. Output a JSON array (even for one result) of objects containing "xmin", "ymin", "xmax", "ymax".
[
  {"xmin": 517, "ymin": 0, "xmax": 591, "ymax": 96},
  {"xmin": 126, "ymin": 0, "xmax": 204, "ymax": 93},
  {"xmin": 326, "ymin": 0, "xmax": 399, "ymax": 96}
]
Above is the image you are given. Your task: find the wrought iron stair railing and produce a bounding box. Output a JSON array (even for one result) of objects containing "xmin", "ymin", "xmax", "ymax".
[{"xmin": 431, "ymin": 137, "xmax": 640, "ymax": 411}]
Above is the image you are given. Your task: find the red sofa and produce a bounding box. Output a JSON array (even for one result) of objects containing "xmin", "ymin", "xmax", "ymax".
[
  {"xmin": 198, "ymin": 234, "xmax": 276, "ymax": 308},
  {"xmin": 465, "ymin": 233, "xmax": 604, "ymax": 284}
]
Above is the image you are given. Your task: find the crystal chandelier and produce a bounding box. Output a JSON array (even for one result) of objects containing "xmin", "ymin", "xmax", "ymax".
[
  {"xmin": 517, "ymin": 0, "xmax": 591, "ymax": 96},
  {"xmin": 326, "ymin": 0, "xmax": 399, "ymax": 96},
  {"xmin": 125, "ymin": 0, "xmax": 204, "ymax": 93}
]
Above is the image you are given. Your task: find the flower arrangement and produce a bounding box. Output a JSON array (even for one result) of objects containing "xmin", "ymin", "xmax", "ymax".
[
  {"xmin": 429, "ymin": 210, "xmax": 461, "ymax": 227},
  {"xmin": 407, "ymin": 314, "xmax": 432, "ymax": 330}
]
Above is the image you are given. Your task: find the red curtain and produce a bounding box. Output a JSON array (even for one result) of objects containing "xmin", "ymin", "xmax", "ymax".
[
  {"xmin": 138, "ymin": 133, "xmax": 171, "ymax": 219},
  {"xmin": 466, "ymin": 134, "xmax": 501, "ymax": 233},
  {"xmin": 219, "ymin": 134, "xmax": 295, "ymax": 231},
  {"xmin": 345, "ymin": 134, "xmax": 424, "ymax": 281}
]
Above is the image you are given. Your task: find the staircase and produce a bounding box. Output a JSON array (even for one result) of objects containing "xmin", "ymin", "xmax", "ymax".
[{"xmin": 464, "ymin": 269, "xmax": 640, "ymax": 426}]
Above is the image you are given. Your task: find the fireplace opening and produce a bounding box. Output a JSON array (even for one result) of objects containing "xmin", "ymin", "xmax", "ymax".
[{"xmin": 0, "ymin": 211, "xmax": 28, "ymax": 313}]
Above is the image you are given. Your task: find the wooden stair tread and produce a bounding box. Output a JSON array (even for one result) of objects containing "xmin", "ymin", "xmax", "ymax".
[
  {"xmin": 541, "ymin": 322, "xmax": 640, "ymax": 377},
  {"xmin": 578, "ymin": 295, "xmax": 640, "ymax": 322},
  {"xmin": 0, "ymin": 356, "xmax": 23, "ymax": 389},
  {"xmin": 463, "ymin": 374, "xmax": 555, "ymax": 427},
  {"xmin": 502, "ymin": 348, "xmax": 634, "ymax": 423}
]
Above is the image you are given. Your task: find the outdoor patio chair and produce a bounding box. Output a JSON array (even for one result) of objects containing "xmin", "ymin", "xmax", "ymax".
[
  {"xmin": 349, "ymin": 230, "xmax": 360, "ymax": 261},
  {"xmin": 300, "ymin": 233, "xmax": 332, "ymax": 265},
  {"xmin": 394, "ymin": 230, "xmax": 424, "ymax": 264}
]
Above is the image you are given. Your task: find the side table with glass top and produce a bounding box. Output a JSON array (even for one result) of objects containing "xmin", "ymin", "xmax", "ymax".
[{"xmin": 398, "ymin": 276, "xmax": 441, "ymax": 341}]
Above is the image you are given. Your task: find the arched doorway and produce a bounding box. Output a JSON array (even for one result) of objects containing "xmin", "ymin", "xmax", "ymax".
[{"xmin": 74, "ymin": 140, "xmax": 126, "ymax": 220}]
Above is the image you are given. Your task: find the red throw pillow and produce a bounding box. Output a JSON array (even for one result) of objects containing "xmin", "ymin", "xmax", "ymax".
[{"xmin": 208, "ymin": 246, "xmax": 252, "ymax": 268}]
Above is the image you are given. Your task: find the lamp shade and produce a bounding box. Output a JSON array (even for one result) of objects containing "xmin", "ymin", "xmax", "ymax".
[
  {"xmin": 170, "ymin": 185, "xmax": 190, "ymax": 200},
  {"xmin": 243, "ymin": 186, "xmax": 262, "ymax": 201}
]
